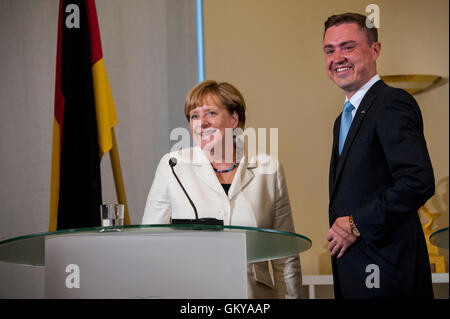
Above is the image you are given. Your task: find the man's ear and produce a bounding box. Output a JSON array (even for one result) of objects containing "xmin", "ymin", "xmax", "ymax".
[{"xmin": 371, "ymin": 41, "xmax": 381, "ymax": 60}]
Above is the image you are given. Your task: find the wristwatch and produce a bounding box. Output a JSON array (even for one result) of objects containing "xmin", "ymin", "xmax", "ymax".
[{"xmin": 349, "ymin": 215, "xmax": 360, "ymax": 237}]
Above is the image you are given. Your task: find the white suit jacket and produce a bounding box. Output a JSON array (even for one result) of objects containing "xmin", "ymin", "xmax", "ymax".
[{"xmin": 142, "ymin": 147, "xmax": 302, "ymax": 298}]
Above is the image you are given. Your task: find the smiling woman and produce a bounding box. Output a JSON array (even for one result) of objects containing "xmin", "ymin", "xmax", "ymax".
[
  {"xmin": 189, "ymin": 102, "xmax": 238, "ymax": 166},
  {"xmin": 142, "ymin": 80, "xmax": 304, "ymax": 299},
  {"xmin": 185, "ymin": 81, "xmax": 246, "ymax": 129},
  {"xmin": 185, "ymin": 81, "xmax": 244, "ymax": 169}
]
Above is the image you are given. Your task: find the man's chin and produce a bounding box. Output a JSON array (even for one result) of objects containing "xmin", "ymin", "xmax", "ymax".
[{"xmin": 335, "ymin": 80, "xmax": 359, "ymax": 93}]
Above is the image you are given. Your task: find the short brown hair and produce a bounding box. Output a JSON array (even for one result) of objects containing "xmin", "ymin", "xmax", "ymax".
[
  {"xmin": 324, "ymin": 13, "xmax": 378, "ymax": 44},
  {"xmin": 185, "ymin": 80, "xmax": 246, "ymax": 129}
]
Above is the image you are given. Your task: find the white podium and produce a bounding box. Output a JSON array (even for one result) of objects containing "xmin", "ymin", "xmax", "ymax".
[{"xmin": 0, "ymin": 224, "xmax": 311, "ymax": 298}]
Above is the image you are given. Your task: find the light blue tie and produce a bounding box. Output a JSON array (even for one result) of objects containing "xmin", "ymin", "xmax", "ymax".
[{"xmin": 338, "ymin": 101, "xmax": 355, "ymax": 155}]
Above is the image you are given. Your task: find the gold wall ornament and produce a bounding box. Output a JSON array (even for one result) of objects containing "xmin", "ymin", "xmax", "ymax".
[
  {"xmin": 380, "ymin": 74, "xmax": 441, "ymax": 95},
  {"xmin": 418, "ymin": 204, "xmax": 446, "ymax": 273}
]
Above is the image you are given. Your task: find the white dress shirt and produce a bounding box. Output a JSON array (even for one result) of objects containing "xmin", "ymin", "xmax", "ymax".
[{"xmin": 346, "ymin": 74, "xmax": 381, "ymax": 119}]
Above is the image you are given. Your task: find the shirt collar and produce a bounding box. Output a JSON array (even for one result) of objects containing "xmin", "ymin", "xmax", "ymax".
[{"xmin": 345, "ymin": 74, "xmax": 381, "ymax": 110}]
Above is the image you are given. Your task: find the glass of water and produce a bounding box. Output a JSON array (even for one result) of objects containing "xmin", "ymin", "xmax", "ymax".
[
  {"xmin": 100, "ymin": 204, "xmax": 114, "ymax": 227},
  {"xmin": 114, "ymin": 204, "xmax": 125, "ymax": 226}
]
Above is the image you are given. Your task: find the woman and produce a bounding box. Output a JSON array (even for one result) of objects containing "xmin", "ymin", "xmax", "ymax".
[{"xmin": 142, "ymin": 80, "xmax": 302, "ymax": 298}]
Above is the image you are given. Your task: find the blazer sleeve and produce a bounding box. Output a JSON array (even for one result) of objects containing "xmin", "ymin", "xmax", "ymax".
[
  {"xmin": 142, "ymin": 154, "xmax": 172, "ymax": 224},
  {"xmin": 270, "ymin": 161, "xmax": 303, "ymax": 298},
  {"xmin": 353, "ymin": 89, "xmax": 435, "ymax": 244}
]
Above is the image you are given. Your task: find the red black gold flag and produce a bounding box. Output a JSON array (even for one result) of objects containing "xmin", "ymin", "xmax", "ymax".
[{"xmin": 49, "ymin": 0, "xmax": 118, "ymax": 231}]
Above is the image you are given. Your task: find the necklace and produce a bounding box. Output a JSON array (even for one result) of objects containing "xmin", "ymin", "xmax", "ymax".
[{"xmin": 212, "ymin": 161, "xmax": 239, "ymax": 173}]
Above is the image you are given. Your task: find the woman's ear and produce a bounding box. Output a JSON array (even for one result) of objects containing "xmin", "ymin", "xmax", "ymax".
[{"xmin": 231, "ymin": 111, "xmax": 239, "ymax": 129}]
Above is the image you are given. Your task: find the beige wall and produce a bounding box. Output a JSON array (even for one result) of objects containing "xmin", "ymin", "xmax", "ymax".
[{"xmin": 203, "ymin": 0, "xmax": 449, "ymax": 276}]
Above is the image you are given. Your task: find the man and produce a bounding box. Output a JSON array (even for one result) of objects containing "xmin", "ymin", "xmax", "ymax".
[{"xmin": 323, "ymin": 13, "xmax": 435, "ymax": 298}]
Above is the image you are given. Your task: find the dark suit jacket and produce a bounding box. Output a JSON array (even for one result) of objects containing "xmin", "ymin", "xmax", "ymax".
[{"xmin": 329, "ymin": 80, "xmax": 435, "ymax": 299}]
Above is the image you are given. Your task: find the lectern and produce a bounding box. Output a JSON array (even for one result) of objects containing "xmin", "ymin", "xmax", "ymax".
[{"xmin": 0, "ymin": 224, "xmax": 311, "ymax": 298}]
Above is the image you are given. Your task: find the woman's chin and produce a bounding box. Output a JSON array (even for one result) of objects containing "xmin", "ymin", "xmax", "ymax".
[
  {"xmin": 201, "ymin": 141, "xmax": 218, "ymax": 152},
  {"xmin": 194, "ymin": 135, "xmax": 216, "ymax": 150},
  {"xmin": 192, "ymin": 138, "xmax": 214, "ymax": 151}
]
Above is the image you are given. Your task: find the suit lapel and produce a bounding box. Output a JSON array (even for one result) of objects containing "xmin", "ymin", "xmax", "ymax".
[
  {"xmin": 191, "ymin": 147, "xmax": 226, "ymax": 197},
  {"xmin": 228, "ymin": 156, "xmax": 256, "ymax": 200},
  {"xmin": 190, "ymin": 147, "xmax": 256, "ymax": 199},
  {"xmin": 330, "ymin": 80, "xmax": 386, "ymax": 201}
]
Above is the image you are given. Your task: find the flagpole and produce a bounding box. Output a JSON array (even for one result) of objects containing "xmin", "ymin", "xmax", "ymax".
[{"xmin": 109, "ymin": 127, "xmax": 131, "ymax": 225}]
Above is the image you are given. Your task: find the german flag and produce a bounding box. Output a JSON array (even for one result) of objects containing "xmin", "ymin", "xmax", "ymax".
[{"xmin": 49, "ymin": 0, "xmax": 118, "ymax": 231}]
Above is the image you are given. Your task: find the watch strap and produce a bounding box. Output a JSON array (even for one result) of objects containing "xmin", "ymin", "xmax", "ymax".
[{"xmin": 349, "ymin": 215, "xmax": 361, "ymax": 237}]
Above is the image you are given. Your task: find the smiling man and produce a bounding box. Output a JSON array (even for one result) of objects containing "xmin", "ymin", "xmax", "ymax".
[{"xmin": 323, "ymin": 13, "xmax": 435, "ymax": 298}]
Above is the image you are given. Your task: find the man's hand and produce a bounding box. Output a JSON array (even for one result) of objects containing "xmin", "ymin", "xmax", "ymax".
[{"xmin": 326, "ymin": 216, "xmax": 359, "ymax": 258}]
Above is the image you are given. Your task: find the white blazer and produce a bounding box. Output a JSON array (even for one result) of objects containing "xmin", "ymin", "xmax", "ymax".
[{"xmin": 142, "ymin": 147, "xmax": 302, "ymax": 298}]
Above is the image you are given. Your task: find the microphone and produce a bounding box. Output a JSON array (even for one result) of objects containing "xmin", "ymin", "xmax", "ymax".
[{"xmin": 168, "ymin": 158, "xmax": 223, "ymax": 226}]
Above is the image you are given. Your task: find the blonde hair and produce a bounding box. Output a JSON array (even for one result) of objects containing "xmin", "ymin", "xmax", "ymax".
[{"xmin": 184, "ymin": 80, "xmax": 246, "ymax": 129}]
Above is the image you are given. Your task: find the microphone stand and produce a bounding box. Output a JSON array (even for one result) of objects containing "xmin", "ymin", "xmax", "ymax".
[{"xmin": 169, "ymin": 158, "xmax": 223, "ymax": 226}]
